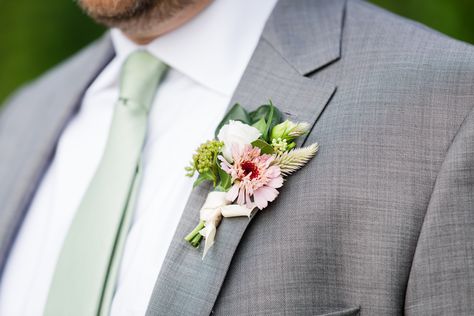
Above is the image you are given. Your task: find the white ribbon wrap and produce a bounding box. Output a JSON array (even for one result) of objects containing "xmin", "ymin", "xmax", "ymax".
[{"xmin": 199, "ymin": 191, "xmax": 254, "ymax": 258}]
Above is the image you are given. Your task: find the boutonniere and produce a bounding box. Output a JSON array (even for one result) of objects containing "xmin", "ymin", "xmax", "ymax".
[{"xmin": 184, "ymin": 101, "xmax": 319, "ymax": 258}]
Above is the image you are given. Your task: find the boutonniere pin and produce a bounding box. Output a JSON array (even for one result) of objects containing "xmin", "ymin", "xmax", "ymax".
[{"xmin": 184, "ymin": 101, "xmax": 319, "ymax": 258}]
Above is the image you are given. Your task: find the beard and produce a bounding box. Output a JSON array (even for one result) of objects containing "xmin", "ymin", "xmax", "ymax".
[{"xmin": 77, "ymin": 0, "xmax": 196, "ymax": 33}]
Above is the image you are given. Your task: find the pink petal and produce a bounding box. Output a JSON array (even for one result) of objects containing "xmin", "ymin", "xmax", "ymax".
[
  {"xmin": 245, "ymin": 189, "xmax": 251, "ymax": 206},
  {"xmin": 267, "ymin": 176, "xmax": 284, "ymax": 189},
  {"xmin": 219, "ymin": 157, "xmax": 232, "ymax": 173},
  {"xmin": 246, "ymin": 201, "xmax": 256, "ymax": 210},
  {"xmin": 253, "ymin": 190, "xmax": 269, "ymax": 210},
  {"xmin": 262, "ymin": 155, "xmax": 274, "ymax": 168},
  {"xmin": 258, "ymin": 186, "xmax": 280, "ymax": 203},
  {"xmin": 226, "ymin": 184, "xmax": 239, "ymax": 202},
  {"xmin": 250, "ymin": 146, "xmax": 261, "ymax": 157},
  {"xmin": 265, "ymin": 165, "xmax": 281, "ymax": 178},
  {"xmin": 237, "ymin": 185, "xmax": 246, "ymax": 205}
]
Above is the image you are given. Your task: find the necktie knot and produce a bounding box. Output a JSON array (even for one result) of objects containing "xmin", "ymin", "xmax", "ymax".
[{"xmin": 119, "ymin": 50, "xmax": 168, "ymax": 111}]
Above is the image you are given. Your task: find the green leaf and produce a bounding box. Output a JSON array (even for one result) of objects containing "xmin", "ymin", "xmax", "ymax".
[
  {"xmin": 193, "ymin": 170, "xmax": 216, "ymax": 188},
  {"xmin": 265, "ymin": 103, "xmax": 275, "ymax": 141},
  {"xmin": 216, "ymin": 165, "xmax": 232, "ymax": 191},
  {"xmin": 251, "ymin": 117, "xmax": 267, "ymax": 135},
  {"xmin": 251, "ymin": 139, "xmax": 275, "ymax": 154},
  {"xmin": 214, "ymin": 103, "xmax": 251, "ymax": 137},
  {"xmin": 249, "ymin": 101, "xmax": 282, "ymax": 141}
]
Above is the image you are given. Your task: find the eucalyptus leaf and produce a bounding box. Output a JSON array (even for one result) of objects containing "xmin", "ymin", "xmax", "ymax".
[
  {"xmin": 214, "ymin": 103, "xmax": 251, "ymax": 137},
  {"xmin": 251, "ymin": 139, "xmax": 275, "ymax": 154}
]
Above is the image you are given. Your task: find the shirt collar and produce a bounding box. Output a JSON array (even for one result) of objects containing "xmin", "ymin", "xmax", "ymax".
[{"xmin": 111, "ymin": 0, "xmax": 277, "ymax": 96}]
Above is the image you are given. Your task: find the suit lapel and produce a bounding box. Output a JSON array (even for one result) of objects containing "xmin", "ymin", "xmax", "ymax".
[
  {"xmin": 0, "ymin": 34, "xmax": 114, "ymax": 278},
  {"xmin": 146, "ymin": 1, "xmax": 345, "ymax": 315}
]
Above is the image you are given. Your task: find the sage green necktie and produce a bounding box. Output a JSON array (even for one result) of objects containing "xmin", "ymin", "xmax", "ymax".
[{"xmin": 44, "ymin": 51, "xmax": 168, "ymax": 316}]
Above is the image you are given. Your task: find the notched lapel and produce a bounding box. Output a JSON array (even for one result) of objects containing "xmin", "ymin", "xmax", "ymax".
[
  {"xmin": 264, "ymin": 0, "xmax": 346, "ymax": 75},
  {"xmin": 229, "ymin": 38, "xmax": 337, "ymax": 147},
  {"xmin": 145, "ymin": 0, "xmax": 345, "ymax": 311}
]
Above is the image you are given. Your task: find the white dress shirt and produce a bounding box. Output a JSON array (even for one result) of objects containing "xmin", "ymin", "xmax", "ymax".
[{"xmin": 0, "ymin": 0, "xmax": 277, "ymax": 315}]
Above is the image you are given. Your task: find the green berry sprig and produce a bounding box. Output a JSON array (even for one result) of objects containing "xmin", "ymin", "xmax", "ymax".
[{"xmin": 185, "ymin": 140, "xmax": 223, "ymax": 177}]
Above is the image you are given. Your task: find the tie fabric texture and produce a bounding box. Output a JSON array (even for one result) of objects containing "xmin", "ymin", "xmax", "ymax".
[{"xmin": 44, "ymin": 51, "xmax": 168, "ymax": 316}]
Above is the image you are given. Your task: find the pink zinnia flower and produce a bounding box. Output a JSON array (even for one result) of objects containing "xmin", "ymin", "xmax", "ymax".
[{"xmin": 220, "ymin": 144, "xmax": 284, "ymax": 210}]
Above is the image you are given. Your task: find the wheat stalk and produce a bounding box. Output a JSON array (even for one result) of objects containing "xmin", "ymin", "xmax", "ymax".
[{"xmin": 273, "ymin": 143, "xmax": 319, "ymax": 176}]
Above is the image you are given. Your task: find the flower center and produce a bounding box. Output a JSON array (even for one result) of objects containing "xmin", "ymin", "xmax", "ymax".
[{"xmin": 241, "ymin": 161, "xmax": 259, "ymax": 179}]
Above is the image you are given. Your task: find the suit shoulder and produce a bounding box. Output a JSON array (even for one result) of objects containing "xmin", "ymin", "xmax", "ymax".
[
  {"xmin": 339, "ymin": 1, "xmax": 474, "ymax": 134},
  {"xmin": 1, "ymin": 34, "xmax": 113, "ymax": 116},
  {"xmin": 347, "ymin": 0, "xmax": 474, "ymax": 63},
  {"xmin": 343, "ymin": 0, "xmax": 474, "ymax": 95}
]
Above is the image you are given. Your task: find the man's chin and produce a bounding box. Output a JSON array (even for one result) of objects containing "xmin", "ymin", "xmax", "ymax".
[{"xmin": 77, "ymin": 0, "xmax": 158, "ymax": 27}]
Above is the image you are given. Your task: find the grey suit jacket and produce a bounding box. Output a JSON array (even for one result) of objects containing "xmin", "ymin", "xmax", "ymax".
[{"xmin": 1, "ymin": 0, "xmax": 473, "ymax": 315}]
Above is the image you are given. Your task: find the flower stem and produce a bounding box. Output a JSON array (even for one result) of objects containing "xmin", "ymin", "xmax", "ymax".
[
  {"xmin": 190, "ymin": 234, "xmax": 203, "ymax": 248},
  {"xmin": 184, "ymin": 220, "xmax": 205, "ymax": 247}
]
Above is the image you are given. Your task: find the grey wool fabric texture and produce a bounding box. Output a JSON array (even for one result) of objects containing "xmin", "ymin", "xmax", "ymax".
[{"xmin": 1, "ymin": 0, "xmax": 474, "ymax": 315}]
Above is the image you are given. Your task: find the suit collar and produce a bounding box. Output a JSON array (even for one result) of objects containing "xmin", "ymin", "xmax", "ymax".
[
  {"xmin": 110, "ymin": 0, "xmax": 278, "ymax": 96},
  {"xmin": 263, "ymin": 0, "xmax": 346, "ymax": 75}
]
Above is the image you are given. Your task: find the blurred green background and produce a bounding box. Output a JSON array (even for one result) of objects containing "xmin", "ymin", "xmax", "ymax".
[{"xmin": 1, "ymin": 0, "xmax": 473, "ymax": 104}]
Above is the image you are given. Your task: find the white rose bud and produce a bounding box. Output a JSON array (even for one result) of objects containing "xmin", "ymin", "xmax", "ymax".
[{"xmin": 217, "ymin": 120, "xmax": 261, "ymax": 162}]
